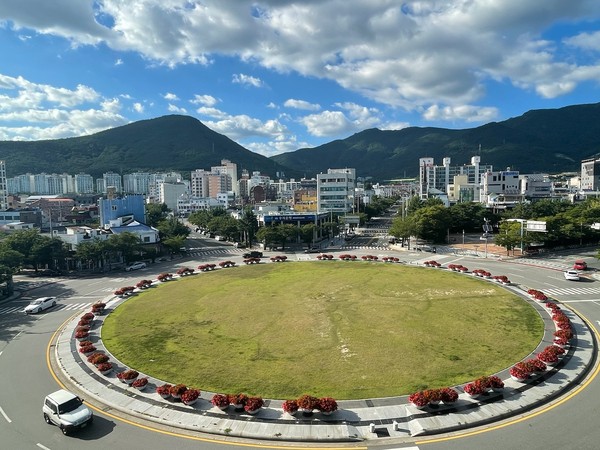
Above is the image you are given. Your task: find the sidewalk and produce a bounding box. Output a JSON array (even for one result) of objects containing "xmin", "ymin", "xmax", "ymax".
[{"xmin": 52, "ymin": 283, "xmax": 597, "ymax": 443}]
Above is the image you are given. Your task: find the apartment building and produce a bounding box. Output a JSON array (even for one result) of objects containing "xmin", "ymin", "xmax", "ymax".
[{"xmin": 317, "ymin": 168, "xmax": 356, "ymax": 213}]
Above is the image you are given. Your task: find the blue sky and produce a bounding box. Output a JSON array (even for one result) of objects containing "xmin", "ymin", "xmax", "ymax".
[{"xmin": 0, "ymin": 1, "xmax": 599, "ymax": 157}]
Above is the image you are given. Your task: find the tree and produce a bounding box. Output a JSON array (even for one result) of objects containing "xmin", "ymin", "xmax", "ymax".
[
  {"xmin": 299, "ymin": 224, "xmax": 317, "ymax": 247},
  {"xmin": 145, "ymin": 203, "xmax": 169, "ymax": 227},
  {"xmin": 389, "ymin": 217, "xmax": 417, "ymax": 249},
  {"xmin": 238, "ymin": 207, "xmax": 259, "ymax": 247},
  {"xmin": 74, "ymin": 239, "xmax": 108, "ymax": 271},
  {"xmin": 107, "ymin": 232, "xmax": 144, "ymax": 264},
  {"xmin": 412, "ymin": 205, "xmax": 451, "ymax": 243},
  {"xmin": 494, "ymin": 221, "xmax": 533, "ymax": 255},
  {"xmin": 162, "ymin": 235, "xmax": 186, "ymax": 256},
  {"xmin": 157, "ymin": 216, "xmax": 190, "ymax": 240}
]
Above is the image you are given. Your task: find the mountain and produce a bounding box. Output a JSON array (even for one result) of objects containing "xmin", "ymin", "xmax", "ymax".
[
  {"xmin": 270, "ymin": 102, "xmax": 600, "ymax": 180},
  {"xmin": 0, "ymin": 115, "xmax": 293, "ymax": 179}
]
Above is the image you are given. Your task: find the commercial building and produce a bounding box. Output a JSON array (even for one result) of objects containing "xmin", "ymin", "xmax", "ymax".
[
  {"xmin": 419, "ymin": 156, "xmax": 492, "ymax": 200},
  {"xmin": 317, "ymin": 168, "xmax": 356, "ymax": 213}
]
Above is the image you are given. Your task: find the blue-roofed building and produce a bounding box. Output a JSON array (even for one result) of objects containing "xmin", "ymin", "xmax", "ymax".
[{"xmin": 98, "ymin": 195, "xmax": 146, "ymax": 227}]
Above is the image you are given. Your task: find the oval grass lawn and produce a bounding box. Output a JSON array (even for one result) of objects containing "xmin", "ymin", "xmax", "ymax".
[{"xmin": 102, "ymin": 262, "xmax": 543, "ymax": 399}]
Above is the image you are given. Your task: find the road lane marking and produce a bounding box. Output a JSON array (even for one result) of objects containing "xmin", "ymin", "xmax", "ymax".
[
  {"xmin": 36, "ymin": 444, "xmax": 51, "ymax": 450},
  {"xmin": 0, "ymin": 406, "xmax": 12, "ymax": 423}
]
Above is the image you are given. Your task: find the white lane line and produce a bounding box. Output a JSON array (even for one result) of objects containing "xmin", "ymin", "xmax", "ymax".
[
  {"xmin": 562, "ymin": 299, "xmax": 600, "ymax": 303},
  {"xmin": 36, "ymin": 443, "xmax": 51, "ymax": 450},
  {"xmin": 0, "ymin": 406, "xmax": 12, "ymax": 423}
]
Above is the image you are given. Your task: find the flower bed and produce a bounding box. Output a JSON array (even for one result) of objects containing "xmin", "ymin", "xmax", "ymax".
[
  {"xmin": 156, "ymin": 384, "xmax": 172, "ymax": 399},
  {"xmin": 361, "ymin": 255, "xmax": 378, "ymax": 261},
  {"xmin": 270, "ymin": 256, "xmax": 287, "ymax": 262},
  {"xmin": 228, "ymin": 393, "xmax": 248, "ymax": 407},
  {"xmin": 282, "ymin": 399, "xmax": 299, "ymax": 414},
  {"xmin": 338, "ymin": 254, "xmax": 357, "ymax": 261},
  {"xmin": 244, "ymin": 396, "xmax": 264, "ymax": 413},
  {"xmin": 423, "ymin": 388, "xmax": 441, "ymax": 404},
  {"xmin": 176, "ymin": 267, "xmax": 195, "ymax": 276},
  {"xmin": 296, "ymin": 394, "xmax": 319, "ymax": 411},
  {"xmin": 117, "ymin": 369, "xmax": 139, "ymax": 383},
  {"xmin": 242, "ymin": 258, "xmax": 261, "ymax": 265},
  {"xmin": 509, "ymin": 362, "xmax": 531, "ymax": 380},
  {"xmin": 132, "ymin": 377, "xmax": 148, "ymax": 390},
  {"xmin": 381, "ymin": 256, "xmax": 400, "ymax": 263},
  {"xmin": 317, "ymin": 396, "xmax": 338, "ymax": 414},
  {"xmin": 408, "ymin": 391, "xmax": 428, "ymax": 408},
  {"xmin": 88, "ymin": 353, "xmax": 109, "ymax": 366},
  {"xmin": 424, "ymin": 260, "xmax": 441, "ymax": 267},
  {"xmin": 493, "ymin": 275, "xmax": 510, "ymax": 284},
  {"xmin": 211, "ymin": 393, "xmax": 230, "ymax": 409},
  {"xmin": 463, "ymin": 379, "xmax": 487, "ymax": 396},
  {"xmin": 157, "ymin": 273, "xmax": 173, "ymax": 282},
  {"xmin": 96, "ymin": 362, "xmax": 113, "ymax": 374},
  {"xmin": 316, "ymin": 254, "xmax": 334, "ymax": 260},
  {"xmin": 170, "ymin": 384, "xmax": 188, "ymax": 399},
  {"xmin": 181, "ymin": 388, "xmax": 200, "ymax": 405},
  {"xmin": 218, "ymin": 260, "xmax": 236, "ymax": 268},
  {"xmin": 91, "ymin": 302, "xmax": 106, "ymax": 313},
  {"xmin": 439, "ymin": 387, "xmax": 459, "ymax": 404},
  {"xmin": 79, "ymin": 344, "xmax": 96, "ymax": 354}
]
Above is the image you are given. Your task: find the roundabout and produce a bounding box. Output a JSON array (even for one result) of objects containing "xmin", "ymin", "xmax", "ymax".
[
  {"xmin": 50, "ymin": 255, "xmax": 597, "ymax": 442},
  {"xmin": 102, "ymin": 262, "xmax": 543, "ymax": 399}
]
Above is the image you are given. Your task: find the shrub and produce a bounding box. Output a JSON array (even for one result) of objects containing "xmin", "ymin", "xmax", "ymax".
[
  {"xmin": 423, "ymin": 388, "xmax": 442, "ymax": 403},
  {"xmin": 282, "ymin": 399, "xmax": 299, "ymax": 413},
  {"xmin": 132, "ymin": 377, "xmax": 148, "ymax": 388},
  {"xmin": 244, "ymin": 396, "xmax": 264, "ymax": 412},
  {"xmin": 317, "ymin": 397, "xmax": 338, "ymax": 413},
  {"xmin": 156, "ymin": 384, "xmax": 172, "ymax": 397},
  {"xmin": 439, "ymin": 387, "xmax": 459, "ymax": 403},
  {"xmin": 78, "ymin": 340, "xmax": 93, "ymax": 348},
  {"xmin": 463, "ymin": 380, "xmax": 487, "ymax": 396},
  {"xmin": 181, "ymin": 389, "xmax": 200, "ymax": 404},
  {"xmin": 74, "ymin": 330, "xmax": 89, "ymax": 339},
  {"xmin": 228, "ymin": 393, "xmax": 248, "ymax": 406},
  {"xmin": 117, "ymin": 369, "xmax": 139, "ymax": 381},
  {"xmin": 87, "ymin": 353, "xmax": 109, "ymax": 365},
  {"xmin": 408, "ymin": 391, "xmax": 428, "ymax": 407},
  {"xmin": 81, "ymin": 312, "xmax": 95, "ymax": 321},
  {"xmin": 79, "ymin": 345, "xmax": 96, "ymax": 354},
  {"xmin": 296, "ymin": 394, "xmax": 319, "ymax": 410},
  {"xmin": 170, "ymin": 384, "xmax": 188, "ymax": 397},
  {"xmin": 487, "ymin": 375, "xmax": 504, "ymax": 389},
  {"xmin": 96, "ymin": 362, "xmax": 112, "ymax": 372},
  {"xmin": 211, "ymin": 394, "xmax": 230, "ymax": 408}
]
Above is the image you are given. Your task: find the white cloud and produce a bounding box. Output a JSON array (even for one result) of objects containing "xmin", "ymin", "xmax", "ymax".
[
  {"xmin": 163, "ymin": 92, "xmax": 179, "ymax": 101},
  {"xmin": 190, "ymin": 94, "xmax": 219, "ymax": 107},
  {"xmin": 232, "ymin": 73, "xmax": 264, "ymax": 88},
  {"xmin": 284, "ymin": 99, "xmax": 321, "ymax": 111},
  {"xmin": 199, "ymin": 107, "xmax": 289, "ymax": 141},
  {"xmin": 300, "ymin": 102, "xmax": 383, "ymax": 137},
  {"xmin": 114, "ymin": 58, "xmax": 123, "ymax": 66},
  {"xmin": 0, "ymin": 72, "xmax": 126, "ymax": 140},
  {"xmin": 133, "ymin": 102, "xmax": 144, "ymax": 113},
  {"xmin": 167, "ymin": 103, "xmax": 187, "ymax": 113},
  {"xmin": 423, "ymin": 104, "xmax": 499, "ymax": 122},
  {"xmin": 564, "ymin": 30, "xmax": 600, "ymax": 52}
]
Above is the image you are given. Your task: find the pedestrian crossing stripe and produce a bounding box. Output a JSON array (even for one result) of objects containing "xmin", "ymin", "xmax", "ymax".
[
  {"xmin": 0, "ymin": 302, "xmax": 95, "ymax": 315},
  {"xmin": 542, "ymin": 287, "xmax": 600, "ymax": 296}
]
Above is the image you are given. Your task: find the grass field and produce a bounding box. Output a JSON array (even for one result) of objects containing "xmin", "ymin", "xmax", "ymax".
[{"xmin": 102, "ymin": 262, "xmax": 543, "ymax": 399}]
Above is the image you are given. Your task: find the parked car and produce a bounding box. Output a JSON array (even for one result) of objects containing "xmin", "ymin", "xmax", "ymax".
[
  {"xmin": 564, "ymin": 270, "xmax": 580, "ymax": 281},
  {"xmin": 304, "ymin": 247, "xmax": 321, "ymax": 253},
  {"xmin": 573, "ymin": 260, "xmax": 587, "ymax": 270},
  {"xmin": 243, "ymin": 251, "xmax": 263, "ymax": 258},
  {"xmin": 125, "ymin": 262, "xmax": 146, "ymax": 271},
  {"xmin": 24, "ymin": 297, "xmax": 56, "ymax": 314},
  {"xmin": 43, "ymin": 389, "xmax": 93, "ymax": 435}
]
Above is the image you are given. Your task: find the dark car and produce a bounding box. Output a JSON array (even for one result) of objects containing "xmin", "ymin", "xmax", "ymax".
[{"xmin": 243, "ymin": 251, "xmax": 263, "ymax": 258}]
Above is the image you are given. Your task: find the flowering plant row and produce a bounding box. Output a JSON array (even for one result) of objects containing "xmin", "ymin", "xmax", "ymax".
[
  {"xmin": 424, "ymin": 260, "xmax": 441, "ymax": 267},
  {"xmin": 472, "ymin": 269, "xmax": 491, "ymax": 277},
  {"xmin": 243, "ymin": 258, "xmax": 261, "ymax": 265},
  {"xmin": 270, "ymin": 256, "xmax": 287, "ymax": 262},
  {"xmin": 408, "ymin": 387, "xmax": 460, "ymax": 407},
  {"xmin": 447, "ymin": 264, "xmax": 468, "ymax": 272},
  {"xmin": 136, "ymin": 279, "xmax": 153, "ymax": 289},
  {"xmin": 218, "ymin": 260, "xmax": 236, "ymax": 268},
  {"xmin": 381, "ymin": 256, "xmax": 400, "ymax": 262},
  {"xmin": 114, "ymin": 286, "xmax": 135, "ymax": 296},
  {"xmin": 157, "ymin": 273, "xmax": 173, "ymax": 281},
  {"xmin": 361, "ymin": 255, "xmax": 379, "ymax": 261},
  {"xmin": 316, "ymin": 254, "xmax": 334, "ymax": 260},
  {"xmin": 198, "ymin": 263, "xmax": 217, "ymax": 271},
  {"xmin": 527, "ymin": 288, "xmax": 548, "ymax": 302},
  {"xmin": 338, "ymin": 254, "xmax": 357, "ymax": 261},
  {"xmin": 176, "ymin": 267, "xmax": 195, "ymax": 275},
  {"xmin": 493, "ymin": 275, "xmax": 510, "ymax": 284}
]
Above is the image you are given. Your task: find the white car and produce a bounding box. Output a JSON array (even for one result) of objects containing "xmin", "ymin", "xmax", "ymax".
[
  {"xmin": 43, "ymin": 389, "xmax": 93, "ymax": 435},
  {"xmin": 24, "ymin": 296, "xmax": 56, "ymax": 314},
  {"xmin": 564, "ymin": 270, "xmax": 580, "ymax": 281},
  {"xmin": 125, "ymin": 262, "xmax": 146, "ymax": 271}
]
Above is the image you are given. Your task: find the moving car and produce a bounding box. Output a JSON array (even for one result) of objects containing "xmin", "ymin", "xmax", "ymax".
[
  {"xmin": 573, "ymin": 260, "xmax": 587, "ymax": 270},
  {"xmin": 243, "ymin": 251, "xmax": 263, "ymax": 258},
  {"xmin": 564, "ymin": 270, "xmax": 580, "ymax": 281},
  {"xmin": 125, "ymin": 261, "xmax": 146, "ymax": 271},
  {"xmin": 24, "ymin": 296, "xmax": 56, "ymax": 314},
  {"xmin": 43, "ymin": 389, "xmax": 93, "ymax": 435}
]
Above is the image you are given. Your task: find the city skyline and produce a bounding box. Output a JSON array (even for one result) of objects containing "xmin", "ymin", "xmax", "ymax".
[{"xmin": 1, "ymin": 1, "xmax": 599, "ymax": 158}]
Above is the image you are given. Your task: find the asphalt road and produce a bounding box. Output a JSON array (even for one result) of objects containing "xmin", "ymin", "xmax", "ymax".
[{"xmin": 1, "ymin": 243, "xmax": 599, "ymax": 450}]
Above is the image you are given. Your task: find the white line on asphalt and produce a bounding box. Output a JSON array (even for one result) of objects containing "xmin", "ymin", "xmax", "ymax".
[
  {"xmin": 562, "ymin": 299, "xmax": 600, "ymax": 303},
  {"xmin": 0, "ymin": 406, "xmax": 12, "ymax": 423},
  {"xmin": 36, "ymin": 443, "xmax": 51, "ymax": 450}
]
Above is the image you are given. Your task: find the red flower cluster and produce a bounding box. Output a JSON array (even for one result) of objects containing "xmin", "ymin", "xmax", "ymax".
[
  {"xmin": 338, "ymin": 254, "xmax": 357, "ymax": 261},
  {"xmin": 448, "ymin": 264, "xmax": 468, "ymax": 272},
  {"xmin": 527, "ymin": 289, "xmax": 548, "ymax": 302},
  {"xmin": 472, "ymin": 269, "xmax": 491, "ymax": 277},
  {"xmin": 361, "ymin": 255, "xmax": 379, "ymax": 261},
  {"xmin": 316, "ymin": 254, "xmax": 334, "ymax": 260},
  {"xmin": 424, "ymin": 260, "xmax": 441, "ymax": 267}
]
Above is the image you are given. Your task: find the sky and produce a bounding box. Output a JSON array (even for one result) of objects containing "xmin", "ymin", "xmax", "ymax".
[{"xmin": 0, "ymin": 1, "xmax": 600, "ymax": 158}]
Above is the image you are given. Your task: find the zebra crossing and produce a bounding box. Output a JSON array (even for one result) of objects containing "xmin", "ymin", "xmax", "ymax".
[
  {"xmin": 186, "ymin": 248, "xmax": 245, "ymax": 258},
  {"xmin": 0, "ymin": 301, "xmax": 111, "ymax": 316},
  {"xmin": 508, "ymin": 257, "xmax": 571, "ymax": 271},
  {"xmin": 537, "ymin": 286, "xmax": 600, "ymax": 297}
]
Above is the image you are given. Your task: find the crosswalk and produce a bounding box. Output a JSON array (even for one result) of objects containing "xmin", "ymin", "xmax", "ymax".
[
  {"xmin": 1, "ymin": 302, "xmax": 98, "ymax": 316},
  {"xmin": 538, "ymin": 286, "xmax": 600, "ymax": 297}
]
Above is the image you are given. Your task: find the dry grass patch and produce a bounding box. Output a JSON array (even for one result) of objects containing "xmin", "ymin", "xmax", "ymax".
[{"xmin": 102, "ymin": 262, "xmax": 543, "ymax": 399}]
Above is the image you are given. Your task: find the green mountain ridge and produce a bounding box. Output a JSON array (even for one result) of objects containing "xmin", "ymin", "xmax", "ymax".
[{"xmin": 1, "ymin": 103, "xmax": 599, "ymax": 182}]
